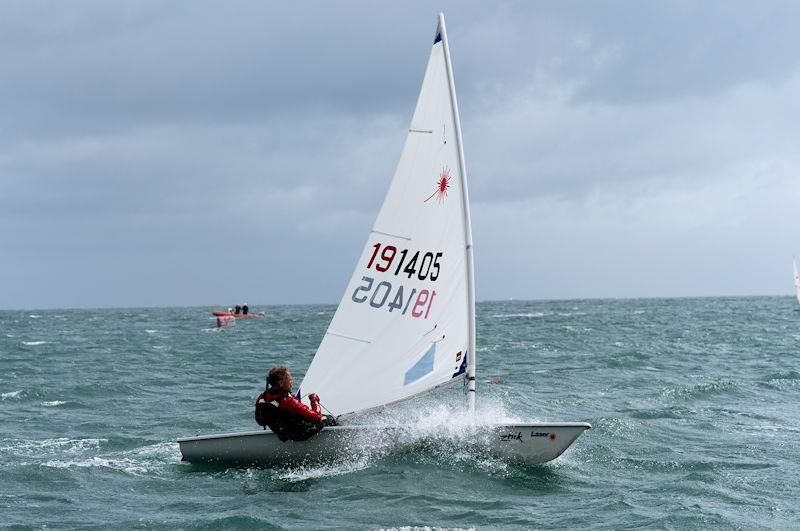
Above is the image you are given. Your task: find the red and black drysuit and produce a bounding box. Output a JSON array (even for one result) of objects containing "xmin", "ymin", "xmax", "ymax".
[{"xmin": 255, "ymin": 388, "xmax": 334, "ymax": 442}]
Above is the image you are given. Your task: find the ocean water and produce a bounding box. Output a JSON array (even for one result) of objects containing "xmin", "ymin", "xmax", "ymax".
[{"xmin": 1, "ymin": 297, "xmax": 798, "ymax": 529}]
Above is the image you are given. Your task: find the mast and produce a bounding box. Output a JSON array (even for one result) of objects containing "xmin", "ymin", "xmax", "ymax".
[{"xmin": 438, "ymin": 13, "xmax": 477, "ymax": 413}]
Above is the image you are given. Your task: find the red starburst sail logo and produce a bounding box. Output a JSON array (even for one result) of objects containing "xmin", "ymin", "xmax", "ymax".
[{"xmin": 424, "ymin": 166, "xmax": 451, "ymax": 203}]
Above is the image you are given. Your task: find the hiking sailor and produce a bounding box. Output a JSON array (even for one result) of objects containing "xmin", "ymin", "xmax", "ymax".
[{"xmin": 254, "ymin": 366, "xmax": 337, "ymax": 441}]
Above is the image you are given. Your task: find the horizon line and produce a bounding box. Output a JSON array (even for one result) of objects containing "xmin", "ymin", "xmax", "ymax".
[{"xmin": 0, "ymin": 293, "xmax": 793, "ymax": 312}]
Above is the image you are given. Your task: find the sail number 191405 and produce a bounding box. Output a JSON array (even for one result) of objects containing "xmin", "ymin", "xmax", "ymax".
[{"xmin": 367, "ymin": 243, "xmax": 442, "ymax": 281}]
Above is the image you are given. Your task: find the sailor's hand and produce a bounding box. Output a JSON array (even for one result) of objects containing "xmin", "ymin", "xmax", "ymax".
[
  {"xmin": 324, "ymin": 414, "xmax": 339, "ymax": 426},
  {"xmin": 309, "ymin": 393, "xmax": 320, "ymax": 403}
]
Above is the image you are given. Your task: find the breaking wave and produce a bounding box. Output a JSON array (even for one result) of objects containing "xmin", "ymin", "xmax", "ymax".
[
  {"xmin": 0, "ymin": 437, "xmax": 107, "ymax": 458},
  {"xmin": 659, "ymin": 379, "xmax": 739, "ymax": 400},
  {"xmin": 1, "ymin": 437, "xmax": 179, "ymax": 477},
  {"xmin": 42, "ymin": 442, "xmax": 179, "ymax": 476},
  {"xmin": 490, "ymin": 311, "xmax": 587, "ymax": 319},
  {"xmin": 491, "ymin": 312, "xmax": 546, "ymax": 318}
]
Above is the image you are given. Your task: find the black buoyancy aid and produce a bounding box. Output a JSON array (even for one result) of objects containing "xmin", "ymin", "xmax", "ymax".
[
  {"xmin": 254, "ymin": 390, "xmax": 325, "ymax": 443},
  {"xmin": 255, "ymin": 389, "xmax": 291, "ymax": 441}
]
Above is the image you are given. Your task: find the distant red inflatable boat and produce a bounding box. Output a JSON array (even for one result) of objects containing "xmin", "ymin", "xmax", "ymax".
[{"xmin": 212, "ymin": 310, "xmax": 265, "ymax": 318}]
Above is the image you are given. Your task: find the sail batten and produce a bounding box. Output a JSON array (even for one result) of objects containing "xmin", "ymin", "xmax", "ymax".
[
  {"xmin": 371, "ymin": 230, "xmax": 412, "ymax": 241},
  {"xmin": 325, "ymin": 331, "xmax": 371, "ymax": 344},
  {"xmin": 299, "ymin": 14, "xmax": 473, "ymax": 417}
]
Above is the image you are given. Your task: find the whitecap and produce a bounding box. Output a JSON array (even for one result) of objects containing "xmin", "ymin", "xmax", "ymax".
[
  {"xmin": 385, "ymin": 528, "xmax": 475, "ymax": 531},
  {"xmin": 29, "ymin": 315, "xmax": 42, "ymax": 319},
  {"xmin": 42, "ymin": 442, "xmax": 179, "ymax": 475},
  {"xmin": 22, "ymin": 341, "xmax": 47, "ymax": 346},
  {"xmin": 42, "ymin": 401, "xmax": 66, "ymax": 407},
  {"xmin": 145, "ymin": 329, "xmax": 157, "ymax": 334},
  {"xmin": 42, "ymin": 456, "xmax": 151, "ymax": 475},
  {"xmin": 0, "ymin": 437, "xmax": 106, "ymax": 457},
  {"xmin": 490, "ymin": 312, "xmax": 546, "ymax": 318},
  {"xmin": 1, "ymin": 390, "xmax": 22, "ymax": 399},
  {"xmin": 748, "ymin": 424, "xmax": 800, "ymax": 434}
]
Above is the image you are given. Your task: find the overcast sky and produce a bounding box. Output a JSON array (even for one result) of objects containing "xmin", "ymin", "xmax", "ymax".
[{"xmin": 2, "ymin": 1, "xmax": 799, "ymax": 310}]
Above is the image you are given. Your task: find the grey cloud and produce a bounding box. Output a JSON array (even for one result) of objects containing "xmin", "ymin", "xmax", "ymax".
[
  {"xmin": 561, "ymin": 2, "xmax": 800, "ymax": 104},
  {"xmin": 2, "ymin": 1, "xmax": 798, "ymax": 309},
  {"xmin": 0, "ymin": 1, "xmax": 456, "ymax": 140}
]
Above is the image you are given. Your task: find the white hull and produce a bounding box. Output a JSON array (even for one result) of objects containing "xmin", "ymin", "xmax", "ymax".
[{"xmin": 178, "ymin": 422, "xmax": 591, "ymax": 467}]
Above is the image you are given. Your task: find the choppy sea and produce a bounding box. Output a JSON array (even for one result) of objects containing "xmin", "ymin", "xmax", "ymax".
[{"xmin": 1, "ymin": 297, "xmax": 798, "ymax": 529}]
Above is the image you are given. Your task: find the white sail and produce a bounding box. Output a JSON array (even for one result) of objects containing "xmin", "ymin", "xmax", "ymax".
[
  {"xmin": 794, "ymin": 259, "xmax": 800, "ymax": 304},
  {"xmin": 299, "ymin": 15, "xmax": 474, "ymax": 418}
]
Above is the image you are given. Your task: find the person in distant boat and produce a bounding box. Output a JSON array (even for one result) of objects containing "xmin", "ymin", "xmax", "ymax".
[
  {"xmin": 227, "ymin": 307, "xmax": 233, "ymax": 314},
  {"xmin": 254, "ymin": 366, "xmax": 337, "ymax": 441},
  {"xmin": 242, "ymin": 303, "xmax": 249, "ymax": 315},
  {"xmin": 234, "ymin": 305, "xmax": 241, "ymax": 315}
]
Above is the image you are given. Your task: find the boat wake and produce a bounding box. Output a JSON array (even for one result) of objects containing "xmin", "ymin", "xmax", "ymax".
[{"xmin": 272, "ymin": 457, "xmax": 374, "ymax": 482}]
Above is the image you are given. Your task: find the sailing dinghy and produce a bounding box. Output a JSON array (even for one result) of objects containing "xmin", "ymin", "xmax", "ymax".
[
  {"xmin": 179, "ymin": 13, "xmax": 590, "ymax": 466},
  {"xmin": 794, "ymin": 259, "xmax": 800, "ymax": 304}
]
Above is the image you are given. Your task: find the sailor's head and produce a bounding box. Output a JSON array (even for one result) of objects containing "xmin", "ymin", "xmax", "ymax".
[{"xmin": 268, "ymin": 365, "xmax": 292, "ymax": 392}]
